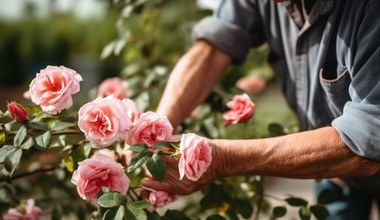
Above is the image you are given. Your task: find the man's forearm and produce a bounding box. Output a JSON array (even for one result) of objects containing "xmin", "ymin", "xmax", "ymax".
[
  {"xmin": 212, "ymin": 126, "xmax": 380, "ymax": 179},
  {"xmin": 156, "ymin": 40, "xmax": 232, "ymax": 129}
]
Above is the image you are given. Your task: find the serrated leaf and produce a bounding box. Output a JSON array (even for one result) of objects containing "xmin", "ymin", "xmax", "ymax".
[
  {"xmin": 310, "ymin": 205, "xmax": 329, "ymax": 219},
  {"xmin": 128, "ymin": 144, "xmax": 147, "ymax": 153},
  {"xmin": 146, "ymin": 154, "xmax": 166, "ymax": 181},
  {"xmin": 35, "ymin": 131, "xmax": 52, "ymax": 149},
  {"xmin": 0, "ymin": 145, "xmax": 16, "ymax": 163},
  {"xmin": 103, "ymin": 206, "xmax": 125, "ymax": 220},
  {"xmin": 272, "ymin": 206, "xmax": 287, "ymax": 218},
  {"xmin": 98, "ymin": 192, "xmax": 126, "ymax": 208},
  {"xmin": 13, "ymin": 125, "xmax": 27, "ymax": 147},
  {"xmin": 298, "ymin": 206, "xmax": 311, "ymax": 220},
  {"xmin": 285, "ymin": 197, "xmax": 308, "ymax": 207},
  {"xmin": 21, "ymin": 137, "xmax": 35, "ymax": 150},
  {"xmin": 50, "ymin": 121, "xmax": 77, "ymax": 131},
  {"xmin": 127, "ymin": 151, "xmax": 152, "ymax": 173},
  {"xmin": 129, "ymin": 200, "xmax": 151, "ymax": 209},
  {"xmin": 125, "ymin": 206, "xmax": 146, "ymax": 220},
  {"xmin": 26, "ymin": 121, "xmax": 48, "ymax": 131},
  {"xmin": 317, "ymin": 188, "xmax": 338, "ymax": 205}
]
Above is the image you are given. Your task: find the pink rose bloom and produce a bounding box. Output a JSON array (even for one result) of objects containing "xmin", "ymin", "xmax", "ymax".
[
  {"xmin": 97, "ymin": 77, "xmax": 127, "ymax": 100},
  {"xmin": 178, "ymin": 133, "xmax": 212, "ymax": 181},
  {"xmin": 148, "ymin": 190, "xmax": 176, "ymax": 208},
  {"xmin": 3, "ymin": 199, "xmax": 42, "ymax": 220},
  {"xmin": 29, "ymin": 65, "xmax": 82, "ymax": 114},
  {"xmin": 71, "ymin": 156, "xmax": 130, "ymax": 203},
  {"xmin": 223, "ymin": 93, "xmax": 255, "ymax": 127},
  {"xmin": 126, "ymin": 112, "xmax": 173, "ymax": 150},
  {"xmin": 78, "ymin": 96, "xmax": 133, "ymax": 147},
  {"xmin": 122, "ymin": 99, "xmax": 140, "ymax": 125},
  {"xmin": 7, "ymin": 101, "xmax": 28, "ymax": 122},
  {"xmin": 236, "ymin": 75, "xmax": 266, "ymax": 94},
  {"xmin": 93, "ymin": 148, "xmax": 115, "ymax": 159}
]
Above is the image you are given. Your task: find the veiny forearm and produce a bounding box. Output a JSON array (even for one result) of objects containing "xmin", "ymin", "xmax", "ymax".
[
  {"xmin": 211, "ymin": 126, "xmax": 380, "ymax": 179},
  {"xmin": 156, "ymin": 40, "xmax": 231, "ymax": 129}
]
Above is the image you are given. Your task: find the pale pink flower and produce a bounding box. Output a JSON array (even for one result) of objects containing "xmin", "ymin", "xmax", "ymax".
[
  {"xmin": 97, "ymin": 77, "xmax": 127, "ymax": 100},
  {"xmin": 93, "ymin": 148, "xmax": 115, "ymax": 159},
  {"xmin": 7, "ymin": 101, "xmax": 28, "ymax": 122},
  {"xmin": 236, "ymin": 75, "xmax": 266, "ymax": 94},
  {"xmin": 126, "ymin": 112, "xmax": 172, "ymax": 151},
  {"xmin": 223, "ymin": 93, "xmax": 255, "ymax": 127},
  {"xmin": 71, "ymin": 156, "xmax": 130, "ymax": 203},
  {"xmin": 3, "ymin": 199, "xmax": 42, "ymax": 220},
  {"xmin": 148, "ymin": 190, "xmax": 176, "ymax": 208},
  {"xmin": 29, "ymin": 65, "xmax": 82, "ymax": 114},
  {"xmin": 178, "ymin": 133, "xmax": 212, "ymax": 181},
  {"xmin": 122, "ymin": 99, "xmax": 140, "ymax": 125},
  {"xmin": 78, "ymin": 96, "xmax": 133, "ymax": 147}
]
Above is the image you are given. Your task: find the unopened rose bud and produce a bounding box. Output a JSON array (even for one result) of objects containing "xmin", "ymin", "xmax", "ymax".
[{"xmin": 7, "ymin": 101, "xmax": 28, "ymax": 122}]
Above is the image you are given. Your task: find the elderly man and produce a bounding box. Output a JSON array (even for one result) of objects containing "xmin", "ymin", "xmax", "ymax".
[{"xmin": 142, "ymin": 0, "xmax": 380, "ymax": 219}]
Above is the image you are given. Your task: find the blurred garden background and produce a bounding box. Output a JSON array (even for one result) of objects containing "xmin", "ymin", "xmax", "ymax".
[{"xmin": 0, "ymin": 0, "xmax": 324, "ymax": 219}]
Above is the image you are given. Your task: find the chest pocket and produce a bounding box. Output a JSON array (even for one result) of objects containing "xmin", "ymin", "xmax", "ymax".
[{"xmin": 319, "ymin": 66, "xmax": 351, "ymax": 117}]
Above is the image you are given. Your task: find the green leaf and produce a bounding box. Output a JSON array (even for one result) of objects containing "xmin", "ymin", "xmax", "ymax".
[
  {"xmin": 127, "ymin": 151, "xmax": 152, "ymax": 173},
  {"xmin": 128, "ymin": 144, "xmax": 148, "ymax": 153},
  {"xmin": 26, "ymin": 121, "xmax": 48, "ymax": 131},
  {"xmin": 268, "ymin": 123, "xmax": 285, "ymax": 136},
  {"xmin": 272, "ymin": 206, "xmax": 287, "ymax": 218},
  {"xmin": 21, "ymin": 137, "xmax": 35, "ymax": 150},
  {"xmin": 145, "ymin": 154, "xmax": 166, "ymax": 181},
  {"xmin": 50, "ymin": 121, "xmax": 77, "ymax": 131},
  {"xmin": 129, "ymin": 200, "xmax": 151, "ymax": 209},
  {"xmin": 310, "ymin": 205, "xmax": 329, "ymax": 219},
  {"xmin": 298, "ymin": 206, "xmax": 311, "ymax": 220},
  {"xmin": 63, "ymin": 155, "xmax": 74, "ymax": 173},
  {"xmin": 317, "ymin": 188, "xmax": 338, "ymax": 205},
  {"xmin": 35, "ymin": 131, "xmax": 52, "ymax": 149},
  {"xmin": 13, "ymin": 125, "xmax": 27, "ymax": 147},
  {"xmin": 4, "ymin": 149, "xmax": 21, "ymax": 175},
  {"xmin": 125, "ymin": 206, "xmax": 147, "ymax": 220},
  {"xmin": 0, "ymin": 145, "xmax": 16, "ymax": 163},
  {"xmin": 83, "ymin": 143, "xmax": 92, "ymax": 158},
  {"xmin": 206, "ymin": 214, "xmax": 226, "ymax": 220},
  {"xmin": 12, "ymin": 149, "xmax": 22, "ymax": 167},
  {"xmin": 103, "ymin": 206, "xmax": 125, "ymax": 220},
  {"xmin": 98, "ymin": 192, "xmax": 126, "ymax": 208},
  {"xmin": 285, "ymin": 197, "xmax": 308, "ymax": 207}
]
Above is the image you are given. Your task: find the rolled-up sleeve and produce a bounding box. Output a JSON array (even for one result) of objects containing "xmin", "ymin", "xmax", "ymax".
[
  {"xmin": 192, "ymin": 0, "xmax": 266, "ymax": 64},
  {"xmin": 332, "ymin": 0, "xmax": 380, "ymax": 160}
]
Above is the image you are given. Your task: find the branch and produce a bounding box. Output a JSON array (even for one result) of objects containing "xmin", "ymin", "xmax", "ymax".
[{"xmin": 0, "ymin": 167, "xmax": 56, "ymax": 182}]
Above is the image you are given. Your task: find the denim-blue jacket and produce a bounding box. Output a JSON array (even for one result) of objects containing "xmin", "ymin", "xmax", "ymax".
[{"xmin": 192, "ymin": 0, "xmax": 380, "ymax": 193}]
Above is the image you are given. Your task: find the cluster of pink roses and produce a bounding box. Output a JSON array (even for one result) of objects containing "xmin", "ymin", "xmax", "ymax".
[
  {"xmin": 4, "ymin": 65, "xmax": 255, "ymax": 217},
  {"xmin": 22, "ymin": 65, "xmax": 214, "ymax": 209},
  {"xmin": 2, "ymin": 199, "xmax": 42, "ymax": 220}
]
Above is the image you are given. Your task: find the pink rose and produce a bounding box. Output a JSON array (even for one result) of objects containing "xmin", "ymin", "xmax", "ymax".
[
  {"xmin": 29, "ymin": 65, "xmax": 82, "ymax": 114},
  {"xmin": 126, "ymin": 112, "xmax": 173, "ymax": 150},
  {"xmin": 223, "ymin": 93, "xmax": 255, "ymax": 127},
  {"xmin": 71, "ymin": 156, "xmax": 130, "ymax": 203},
  {"xmin": 78, "ymin": 96, "xmax": 133, "ymax": 147},
  {"xmin": 236, "ymin": 75, "xmax": 266, "ymax": 94},
  {"xmin": 93, "ymin": 148, "xmax": 115, "ymax": 159},
  {"xmin": 148, "ymin": 190, "xmax": 176, "ymax": 208},
  {"xmin": 7, "ymin": 101, "xmax": 28, "ymax": 122},
  {"xmin": 122, "ymin": 99, "xmax": 140, "ymax": 125},
  {"xmin": 98, "ymin": 77, "xmax": 127, "ymax": 100},
  {"xmin": 178, "ymin": 133, "xmax": 212, "ymax": 181},
  {"xmin": 3, "ymin": 199, "xmax": 42, "ymax": 220}
]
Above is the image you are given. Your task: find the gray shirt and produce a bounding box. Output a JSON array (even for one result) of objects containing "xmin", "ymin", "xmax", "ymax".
[{"xmin": 192, "ymin": 0, "xmax": 380, "ymax": 194}]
